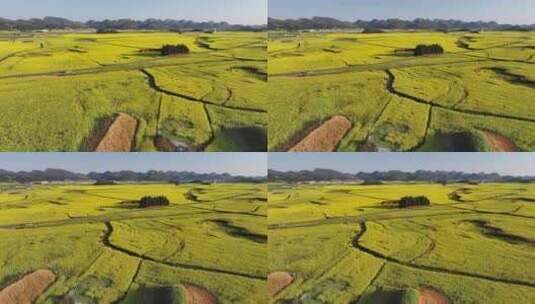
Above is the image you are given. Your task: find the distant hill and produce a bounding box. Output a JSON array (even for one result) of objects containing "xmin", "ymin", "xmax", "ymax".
[
  {"xmin": 0, "ymin": 169, "xmax": 265, "ymax": 183},
  {"xmin": 268, "ymin": 17, "xmax": 535, "ymax": 31},
  {"xmin": 0, "ymin": 17, "xmax": 266, "ymax": 31},
  {"xmin": 268, "ymin": 169, "xmax": 535, "ymax": 183}
]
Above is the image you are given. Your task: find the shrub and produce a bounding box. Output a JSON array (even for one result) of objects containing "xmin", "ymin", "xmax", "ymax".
[
  {"xmin": 161, "ymin": 44, "xmax": 190, "ymax": 56},
  {"xmin": 449, "ymin": 192, "xmax": 462, "ymax": 201},
  {"xmin": 139, "ymin": 196, "xmax": 170, "ymax": 208},
  {"xmin": 414, "ymin": 44, "xmax": 444, "ymax": 56}
]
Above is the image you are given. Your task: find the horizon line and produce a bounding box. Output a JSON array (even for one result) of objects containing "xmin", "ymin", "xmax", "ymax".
[
  {"xmin": 0, "ymin": 16, "xmax": 267, "ymax": 26},
  {"xmin": 269, "ymin": 168, "xmax": 534, "ymax": 178},
  {"xmin": 268, "ymin": 16, "xmax": 535, "ymax": 26}
]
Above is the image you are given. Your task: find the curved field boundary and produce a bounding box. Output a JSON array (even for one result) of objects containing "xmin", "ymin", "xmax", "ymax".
[
  {"xmin": 140, "ymin": 69, "xmax": 266, "ymax": 114},
  {"xmin": 102, "ymin": 222, "xmax": 265, "ymax": 281},
  {"xmin": 288, "ymin": 116, "xmax": 352, "ymax": 152},
  {"xmin": 408, "ymin": 105, "xmax": 433, "ymax": 152},
  {"xmin": 385, "ymin": 69, "xmax": 535, "ymax": 124},
  {"xmin": 0, "ymin": 47, "xmax": 41, "ymax": 64},
  {"xmin": 352, "ymin": 222, "xmax": 535, "ymax": 288}
]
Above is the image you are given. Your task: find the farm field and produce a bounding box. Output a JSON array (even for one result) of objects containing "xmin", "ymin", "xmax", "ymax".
[
  {"xmin": 267, "ymin": 31, "xmax": 535, "ymax": 152},
  {"xmin": 0, "ymin": 30, "xmax": 267, "ymax": 152},
  {"xmin": 268, "ymin": 182, "xmax": 535, "ymax": 303},
  {"xmin": 0, "ymin": 182, "xmax": 267, "ymax": 303}
]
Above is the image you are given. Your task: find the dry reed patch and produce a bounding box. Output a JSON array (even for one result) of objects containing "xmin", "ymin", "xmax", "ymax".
[
  {"xmin": 183, "ymin": 284, "xmax": 217, "ymax": 304},
  {"xmin": 0, "ymin": 269, "xmax": 56, "ymax": 304},
  {"xmin": 268, "ymin": 272, "xmax": 294, "ymax": 297},
  {"xmin": 289, "ymin": 116, "xmax": 352, "ymax": 152},
  {"xmin": 95, "ymin": 113, "xmax": 138, "ymax": 152}
]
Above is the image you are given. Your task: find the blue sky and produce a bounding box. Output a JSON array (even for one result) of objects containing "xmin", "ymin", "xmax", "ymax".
[
  {"xmin": 0, "ymin": 153, "xmax": 267, "ymax": 176},
  {"xmin": 0, "ymin": 0, "xmax": 267, "ymax": 24},
  {"xmin": 269, "ymin": 0, "xmax": 535, "ymax": 24},
  {"xmin": 269, "ymin": 153, "xmax": 535, "ymax": 176}
]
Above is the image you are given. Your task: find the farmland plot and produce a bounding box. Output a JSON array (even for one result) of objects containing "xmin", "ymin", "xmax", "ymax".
[
  {"xmin": 0, "ymin": 183, "xmax": 267, "ymax": 303},
  {"xmin": 268, "ymin": 31, "xmax": 535, "ymax": 151},
  {"xmin": 268, "ymin": 182, "xmax": 535, "ymax": 303},
  {"xmin": 0, "ymin": 31, "xmax": 267, "ymax": 151}
]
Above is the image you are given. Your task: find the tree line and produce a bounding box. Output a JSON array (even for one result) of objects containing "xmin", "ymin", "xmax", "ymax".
[
  {"xmin": 268, "ymin": 17, "xmax": 535, "ymax": 31},
  {"xmin": 0, "ymin": 169, "xmax": 265, "ymax": 183},
  {"xmin": 268, "ymin": 169, "xmax": 535, "ymax": 183},
  {"xmin": 0, "ymin": 17, "xmax": 266, "ymax": 31}
]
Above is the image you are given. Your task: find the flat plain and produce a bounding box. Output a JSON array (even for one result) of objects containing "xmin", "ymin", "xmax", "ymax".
[
  {"xmin": 0, "ymin": 31, "xmax": 267, "ymax": 152},
  {"xmin": 268, "ymin": 182, "xmax": 535, "ymax": 303},
  {"xmin": 0, "ymin": 182, "xmax": 267, "ymax": 303},
  {"xmin": 268, "ymin": 31, "xmax": 535, "ymax": 152}
]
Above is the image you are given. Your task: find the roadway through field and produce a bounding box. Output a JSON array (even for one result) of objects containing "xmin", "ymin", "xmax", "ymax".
[{"xmin": 269, "ymin": 193, "xmax": 535, "ymax": 230}]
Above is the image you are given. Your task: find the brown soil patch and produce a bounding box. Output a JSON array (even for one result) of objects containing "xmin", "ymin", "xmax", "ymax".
[
  {"xmin": 0, "ymin": 269, "xmax": 56, "ymax": 304},
  {"xmin": 289, "ymin": 116, "xmax": 352, "ymax": 152},
  {"xmin": 481, "ymin": 131, "xmax": 518, "ymax": 152},
  {"xmin": 94, "ymin": 113, "xmax": 138, "ymax": 152},
  {"xmin": 84, "ymin": 115, "xmax": 115, "ymax": 151},
  {"xmin": 268, "ymin": 272, "xmax": 294, "ymax": 297},
  {"xmin": 183, "ymin": 284, "xmax": 217, "ymax": 304},
  {"xmin": 419, "ymin": 288, "xmax": 449, "ymax": 304}
]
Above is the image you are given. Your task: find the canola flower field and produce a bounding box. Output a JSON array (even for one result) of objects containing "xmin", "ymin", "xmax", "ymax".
[
  {"xmin": 0, "ymin": 31, "xmax": 267, "ymax": 152},
  {"xmin": 0, "ymin": 182, "xmax": 267, "ymax": 303},
  {"xmin": 268, "ymin": 31, "xmax": 535, "ymax": 152},
  {"xmin": 268, "ymin": 182, "xmax": 535, "ymax": 303}
]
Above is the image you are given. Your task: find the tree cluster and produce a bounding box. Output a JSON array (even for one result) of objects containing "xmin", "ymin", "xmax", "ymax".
[
  {"xmin": 161, "ymin": 44, "xmax": 190, "ymax": 56},
  {"xmin": 398, "ymin": 196, "xmax": 431, "ymax": 208},
  {"xmin": 139, "ymin": 196, "xmax": 170, "ymax": 208},
  {"xmin": 414, "ymin": 44, "xmax": 444, "ymax": 56}
]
